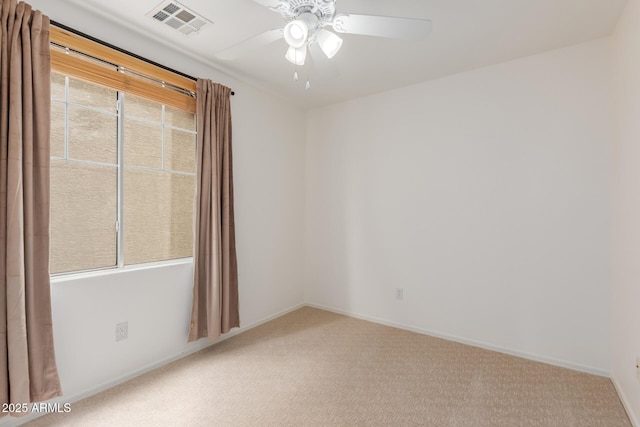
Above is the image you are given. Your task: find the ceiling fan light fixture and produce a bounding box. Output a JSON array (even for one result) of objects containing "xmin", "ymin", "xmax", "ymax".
[
  {"xmin": 285, "ymin": 45, "xmax": 307, "ymax": 66},
  {"xmin": 316, "ymin": 28, "xmax": 343, "ymax": 59},
  {"xmin": 284, "ymin": 20, "xmax": 309, "ymax": 48}
]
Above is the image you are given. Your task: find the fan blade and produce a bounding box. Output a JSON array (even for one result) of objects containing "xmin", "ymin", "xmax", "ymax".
[
  {"xmin": 216, "ymin": 29, "xmax": 284, "ymax": 60},
  {"xmin": 308, "ymin": 42, "xmax": 340, "ymax": 81},
  {"xmin": 332, "ymin": 14, "xmax": 432, "ymax": 40}
]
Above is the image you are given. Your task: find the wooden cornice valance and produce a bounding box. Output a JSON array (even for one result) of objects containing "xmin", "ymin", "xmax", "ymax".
[{"xmin": 50, "ymin": 25, "xmax": 197, "ymax": 114}]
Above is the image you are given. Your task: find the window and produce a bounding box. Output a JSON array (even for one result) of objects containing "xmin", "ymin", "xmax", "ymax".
[{"xmin": 49, "ymin": 27, "xmax": 198, "ymax": 274}]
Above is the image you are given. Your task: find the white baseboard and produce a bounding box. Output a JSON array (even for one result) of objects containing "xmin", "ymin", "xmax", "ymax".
[
  {"xmin": 612, "ymin": 378, "xmax": 639, "ymax": 427},
  {"xmin": 7, "ymin": 302, "xmax": 306, "ymax": 427},
  {"xmin": 305, "ymin": 302, "xmax": 610, "ymax": 378}
]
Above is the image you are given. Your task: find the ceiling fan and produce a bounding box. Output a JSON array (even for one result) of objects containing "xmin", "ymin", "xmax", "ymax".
[{"xmin": 216, "ymin": 0, "xmax": 432, "ymax": 78}]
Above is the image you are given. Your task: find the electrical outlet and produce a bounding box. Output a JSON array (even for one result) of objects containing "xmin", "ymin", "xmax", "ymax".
[
  {"xmin": 395, "ymin": 288, "xmax": 404, "ymax": 300},
  {"xmin": 116, "ymin": 321, "xmax": 128, "ymax": 342}
]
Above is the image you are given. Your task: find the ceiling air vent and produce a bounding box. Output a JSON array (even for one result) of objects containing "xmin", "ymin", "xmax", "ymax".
[{"xmin": 146, "ymin": 1, "xmax": 212, "ymax": 36}]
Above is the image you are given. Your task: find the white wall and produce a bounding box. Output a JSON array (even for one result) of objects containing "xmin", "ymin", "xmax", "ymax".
[
  {"xmin": 611, "ymin": 0, "xmax": 640, "ymax": 424},
  {"xmin": 49, "ymin": 263, "xmax": 195, "ymax": 396},
  {"xmin": 305, "ymin": 38, "xmax": 613, "ymax": 375},
  {"xmin": 9, "ymin": 2, "xmax": 306, "ymax": 422}
]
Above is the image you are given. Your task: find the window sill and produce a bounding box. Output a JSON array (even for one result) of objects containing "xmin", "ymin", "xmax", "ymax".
[{"xmin": 50, "ymin": 258, "xmax": 194, "ymax": 284}]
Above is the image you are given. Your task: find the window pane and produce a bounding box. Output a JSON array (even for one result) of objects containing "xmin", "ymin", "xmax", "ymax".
[
  {"xmin": 51, "ymin": 101, "xmax": 65, "ymax": 158},
  {"xmin": 165, "ymin": 128, "xmax": 195, "ymax": 173},
  {"xmin": 68, "ymin": 106, "xmax": 117, "ymax": 164},
  {"xmin": 165, "ymin": 105, "xmax": 195, "ymax": 131},
  {"xmin": 126, "ymin": 93, "xmax": 162, "ymax": 123},
  {"xmin": 50, "ymin": 161, "xmax": 117, "ymax": 274},
  {"xmin": 124, "ymin": 168, "xmax": 194, "ymax": 265},
  {"xmin": 69, "ymin": 77, "xmax": 116, "ymax": 112},
  {"xmin": 51, "ymin": 72, "xmax": 65, "ymax": 101},
  {"xmin": 124, "ymin": 119, "xmax": 163, "ymax": 169}
]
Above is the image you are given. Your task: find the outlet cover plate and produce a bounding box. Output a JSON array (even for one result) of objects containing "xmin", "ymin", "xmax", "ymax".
[{"xmin": 116, "ymin": 321, "xmax": 128, "ymax": 342}]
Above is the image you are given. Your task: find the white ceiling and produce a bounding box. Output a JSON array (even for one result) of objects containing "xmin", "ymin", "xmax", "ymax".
[{"xmin": 54, "ymin": 0, "xmax": 627, "ymax": 108}]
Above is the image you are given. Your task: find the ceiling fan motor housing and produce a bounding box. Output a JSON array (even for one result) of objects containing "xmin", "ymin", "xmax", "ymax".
[{"xmin": 279, "ymin": 0, "xmax": 336, "ymax": 24}]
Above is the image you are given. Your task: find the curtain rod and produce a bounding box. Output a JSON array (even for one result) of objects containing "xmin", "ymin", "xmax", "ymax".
[{"xmin": 50, "ymin": 20, "xmax": 235, "ymax": 96}]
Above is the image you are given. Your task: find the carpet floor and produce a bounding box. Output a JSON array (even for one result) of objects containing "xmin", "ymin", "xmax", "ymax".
[{"xmin": 25, "ymin": 307, "xmax": 630, "ymax": 426}]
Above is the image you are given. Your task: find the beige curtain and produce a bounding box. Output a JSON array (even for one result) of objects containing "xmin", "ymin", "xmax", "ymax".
[
  {"xmin": 189, "ymin": 79, "xmax": 239, "ymax": 342},
  {"xmin": 0, "ymin": 0, "xmax": 62, "ymax": 415}
]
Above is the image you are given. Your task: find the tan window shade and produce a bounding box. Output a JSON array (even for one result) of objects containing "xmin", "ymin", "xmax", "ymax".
[{"xmin": 50, "ymin": 26, "xmax": 196, "ymax": 114}]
